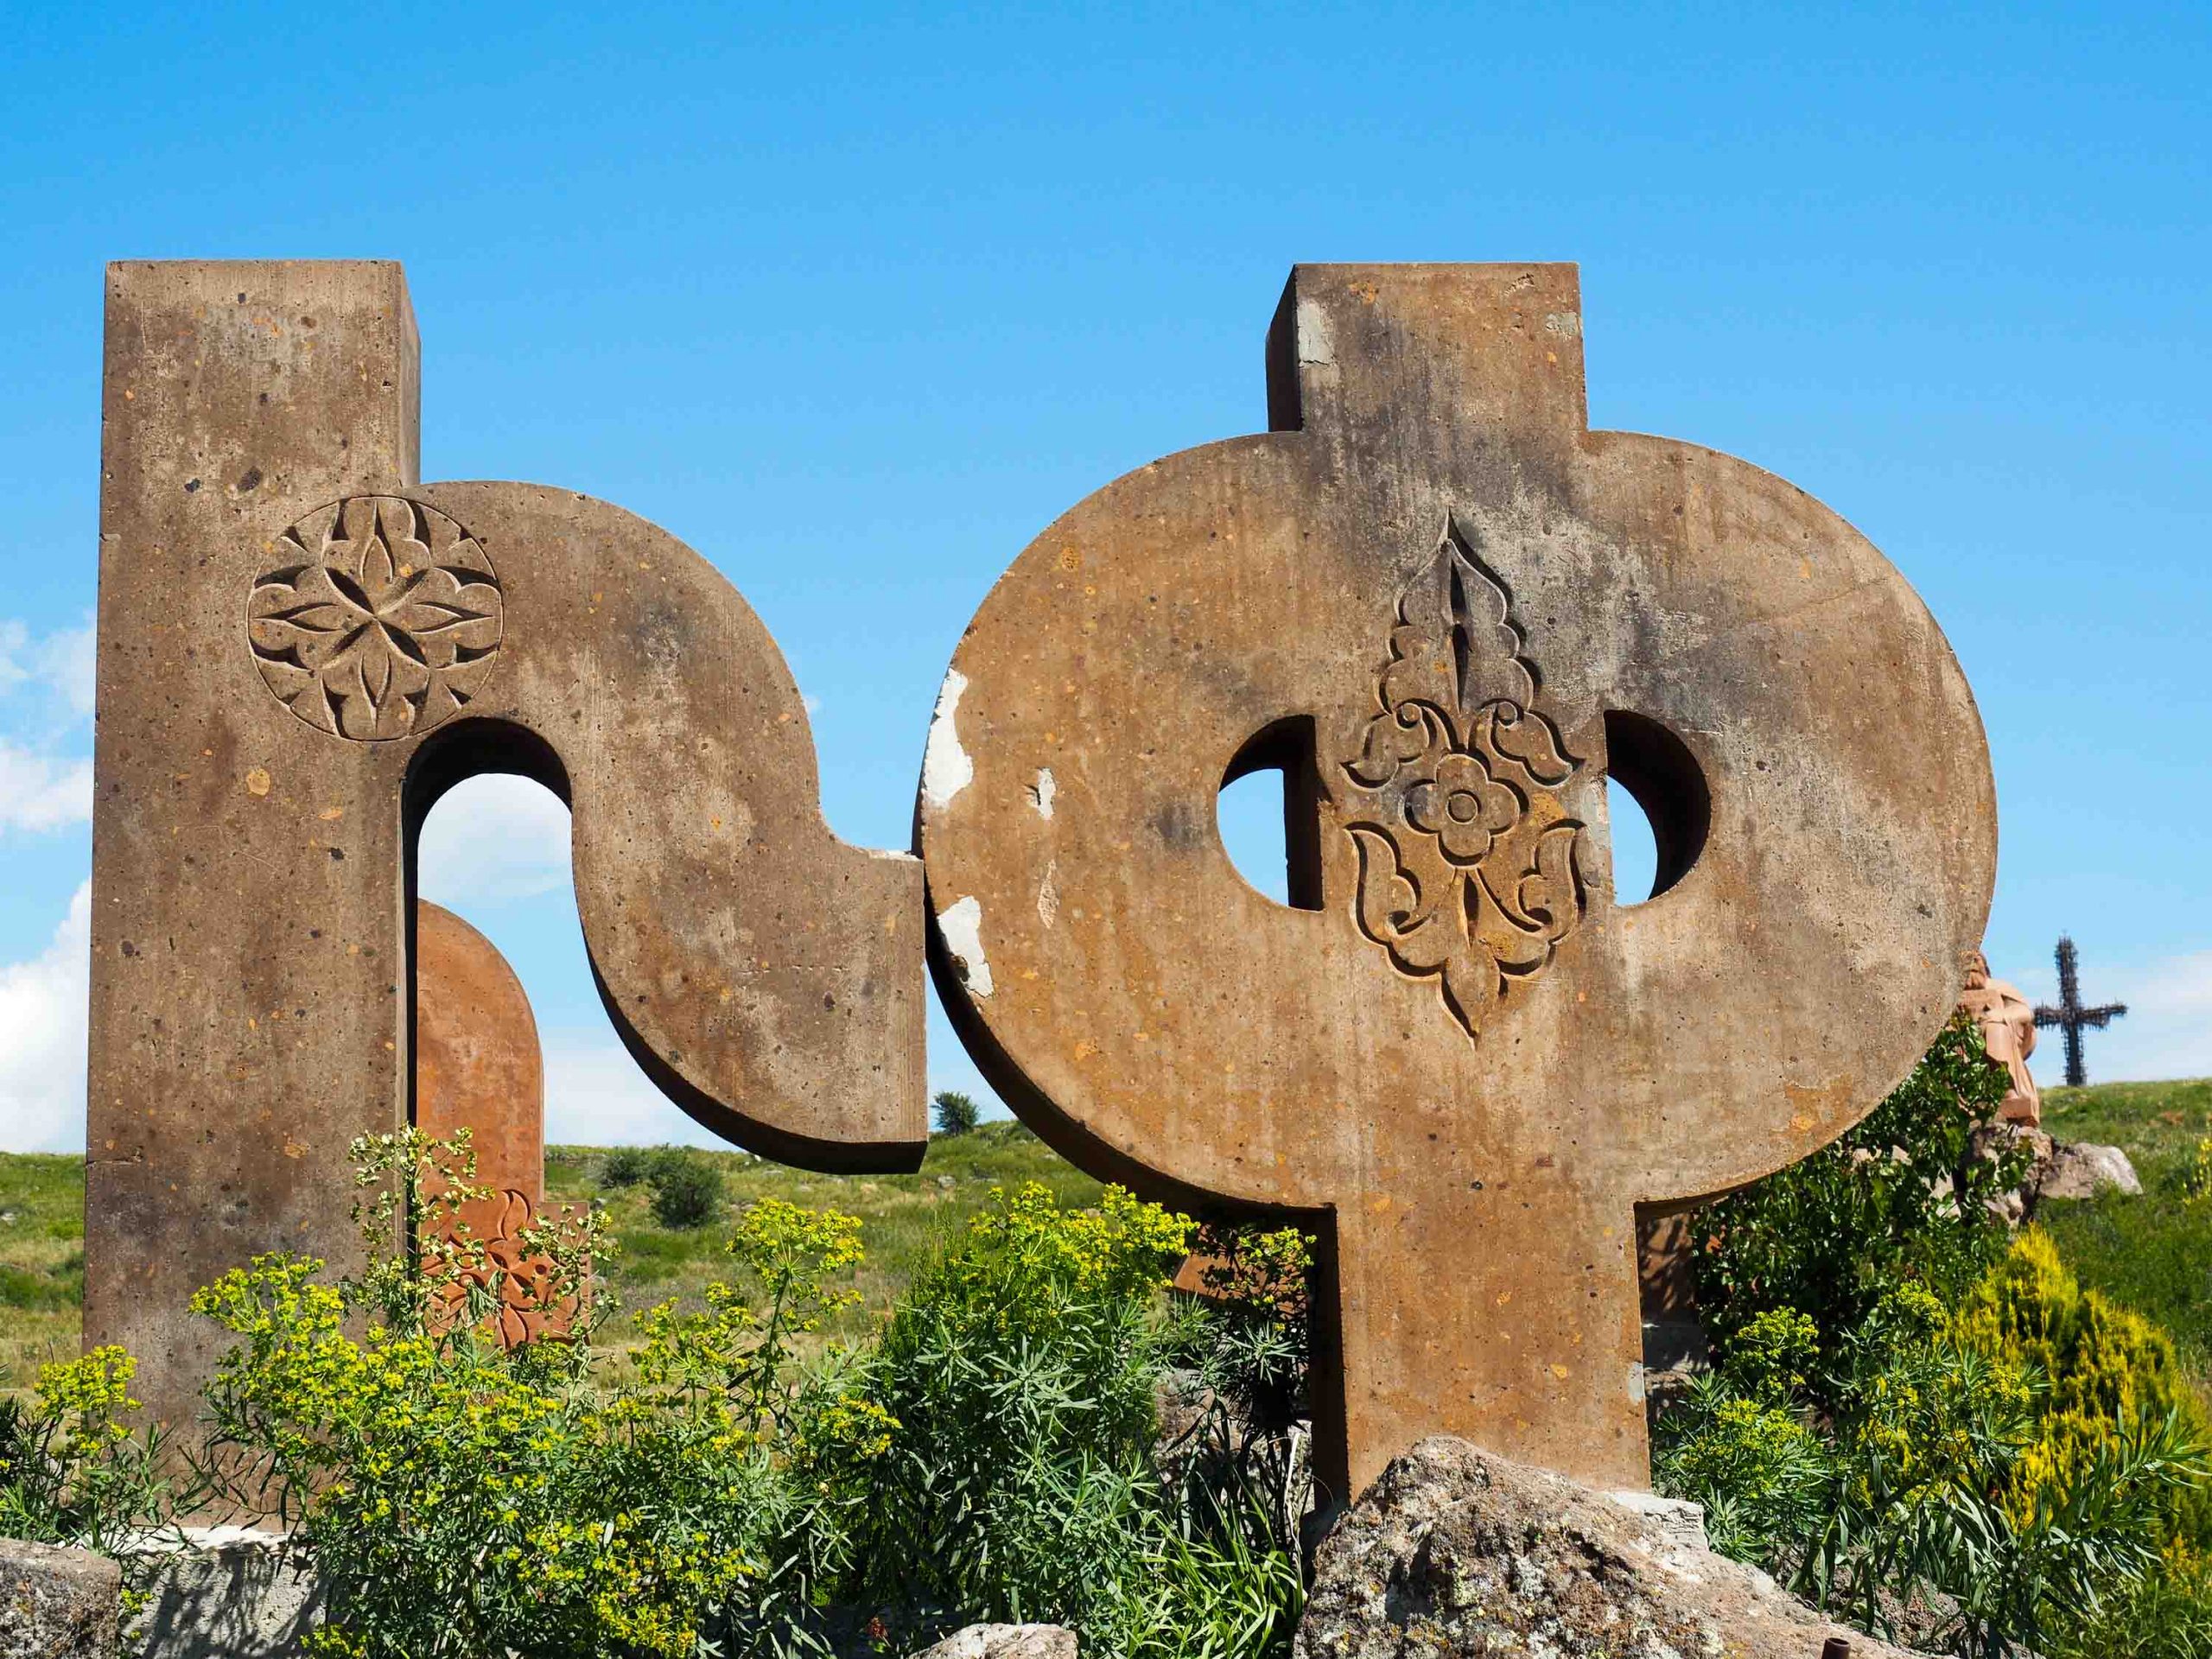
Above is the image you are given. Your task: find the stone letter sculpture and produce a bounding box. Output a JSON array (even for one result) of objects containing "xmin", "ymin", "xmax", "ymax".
[
  {"xmin": 88, "ymin": 262, "xmax": 924, "ymax": 1429},
  {"xmin": 920, "ymin": 264, "xmax": 1995, "ymax": 1495},
  {"xmin": 415, "ymin": 899, "xmax": 573, "ymax": 1346},
  {"xmin": 1957, "ymin": 950, "xmax": 2042, "ymax": 1125}
]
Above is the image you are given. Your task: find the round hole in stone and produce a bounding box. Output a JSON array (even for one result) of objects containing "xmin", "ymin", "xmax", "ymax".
[
  {"xmin": 1604, "ymin": 709, "xmax": 1709, "ymax": 904},
  {"xmin": 1217, "ymin": 717, "xmax": 1324, "ymax": 911}
]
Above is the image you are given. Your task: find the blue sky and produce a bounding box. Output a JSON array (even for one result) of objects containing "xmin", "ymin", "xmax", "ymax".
[{"xmin": 3, "ymin": 2, "xmax": 2207, "ymax": 1148}]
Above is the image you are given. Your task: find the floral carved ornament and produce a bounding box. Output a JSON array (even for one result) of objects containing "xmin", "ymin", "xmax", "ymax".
[
  {"xmin": 1331, "ymin": 520, "xmax": 1588, "ymax": 1040},
  {"xmin": 248, "ymin": 496, "xmax": 502, "ymax": 741}
]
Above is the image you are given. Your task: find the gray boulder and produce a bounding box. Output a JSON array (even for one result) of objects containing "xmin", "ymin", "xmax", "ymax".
[
  {"xmin": 123, "ymin": 1527, "xmax": 321, "ymax": 1658},
  {"xmin": 910, "ymin": 1625, "xmax": 1077, "ymax": 1659},
  {"xmin": 2037, "ymin": 1141, "xmax": 2141, "ymax": 1201},
  {"xmin": 1295, "ymin": 1436, "xmax": 1931, "ymax": 1658},
  {"xmin": 0, "ymin": 1538, "xmax": 119, "ymax": 1659}
]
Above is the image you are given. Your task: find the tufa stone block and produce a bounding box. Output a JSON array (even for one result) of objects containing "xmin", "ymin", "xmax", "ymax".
[{"xmin": 920, "ymin": 264, "xmax": 1994, "ymax": 1496}]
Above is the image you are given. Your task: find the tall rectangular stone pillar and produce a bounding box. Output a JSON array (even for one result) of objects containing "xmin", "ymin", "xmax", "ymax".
[{"xmin": 87, "ymin": 263, "xmax": 420, "ymax": 1429}]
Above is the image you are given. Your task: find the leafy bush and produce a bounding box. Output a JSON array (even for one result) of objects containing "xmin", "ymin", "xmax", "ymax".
[
  {"xmin": 1657, "ymin": 1281, "xmax": 2209, "ymax": 1657},
  {"xmin": 161, "ymin": 1134, "xmax": 1310, "ymax": 1659},
  {"xmin": 189, "ymin": 1131, "xmax": 879, "ymax": 1658},
  {"xmin": 1689, "ymin": 1014, "xmax": 2027, "ymax": 1385},
  {"xmin": 648, "ymin": 1150, "xmax": 727, "ymax": 1230},
  {"xmin": 599, "ymin": 1144, "xmax": 657, "ymax": 1189},
  {"xmin": 1958, "ymin": 1227, "xmax": 2212, "ymax": 1551},
  {"xmin": 843, "ymin": 1183, "xmax": 1307, "ymax": 1656},
  {"xmin": 0, "ymin": 1344, "xmax": 181, "ymax": 1612},
  {"xmin": 932, "ymin": 1090, "xmax": 982, "ymax": 1136}
]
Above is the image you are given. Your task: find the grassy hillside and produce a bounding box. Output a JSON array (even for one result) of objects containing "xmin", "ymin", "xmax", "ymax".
[
  {"xmin": 4, "ymin": 1080, "xmax": 2206, "ymax": 1388},
  {"xmin": 0, "ymin": 1122, "xmax": 1096, "ymax": 1389},
  {"xmin": 2038, "ymin": 1077, "xmax": 2212, "ymax": 1376}
]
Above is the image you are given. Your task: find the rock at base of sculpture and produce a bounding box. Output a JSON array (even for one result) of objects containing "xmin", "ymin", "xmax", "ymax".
[
  {"xmin": 909, "ymin": 1624, "xmax": 1077, "ymax": 1659},
  {"xmin": 2038, "ymin": 1142, "xmax": 2143, "ymax": 1202},
  {"xmin": 121, "ymin": 1527, "xmax": 320, "ymax": 1659},
  {"xmin": 0, "ymin": 1537, "xmax": 120, "ymax": 1659},
  {"xmin": 1294, "ymin": 1437, "xmax": 1932, "ymax": 1659}
]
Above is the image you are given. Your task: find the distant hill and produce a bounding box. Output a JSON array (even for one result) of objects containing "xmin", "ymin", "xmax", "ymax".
[
  {"xmin": 0, "ymin": 1119, "xmax": 1096, "ymax": 1389},
  {"xmin": 5, "ymin": 1083, "xmax": 2208, "ymax": 1389}
]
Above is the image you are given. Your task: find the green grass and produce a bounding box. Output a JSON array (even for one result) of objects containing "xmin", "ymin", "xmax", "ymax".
[
  {"xmin": 0, "ymin": 1122, "xmax": 1097, "ymax": 1387},
  {"xmin": 2037, "ymin": 1077, "xmax": 2212, "ymax": 1377},
  {"xmin": 546, "ymin": 1120, "xmax": 1102, "ymax": 1348},
  {"xmin": 0, "ymin": 1154, "xmax": 90, "ymax": 1390},
  {"xmin": 5, "ymin": 1080, "xmax": 2206, "ymax": 1389}
]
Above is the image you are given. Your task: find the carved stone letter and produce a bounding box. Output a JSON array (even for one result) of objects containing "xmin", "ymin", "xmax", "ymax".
[
  {"xmin": 88, "ymin": 262, "xmax": 924, "ymax": 1428},
  {"xmin": 920, "ymin": 265, "xmax": 1995, "ymax": 1497}
]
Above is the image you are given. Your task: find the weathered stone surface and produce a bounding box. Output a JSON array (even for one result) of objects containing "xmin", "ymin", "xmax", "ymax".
[
  {"xmin": 2039, "ymin": 1141, "xmax": 2142, "ymax": 1200},
  {"xmin": 414, "ymin": 899, "xmax": 575, "ymax": 1344},
  {"xmin": 909, "ymin": 1624, "xmax": 1077, "ymax": 1659},
  {"xmin": 0, "ymin": 1538, "xmax": 119, "ymax": 1658},
  {"xmin": 1969, "ymin": 1120, "xmax": 2056, "ymax": 1226},
  {"xmin": 921, "ymin": 264, "xmax": 1994, "ymax": 1495},
  {"xmin": 1294, "ymin": 1437, "xmax": 1929, "ymax": 1659},
  {"xmin": 88, "ymin": 261, "xmax": 925, "ymax": 1433},
  {"xmin": 1958, "ymin": 951, "xmax": 2042, "ymax": 1125},
  {"xmin": 124, "ymin": 1528, "xmax": 319, "ymax": 1659}
]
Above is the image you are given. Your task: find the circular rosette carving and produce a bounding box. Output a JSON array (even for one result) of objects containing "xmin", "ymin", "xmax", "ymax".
[{"xmin": 248, "ymin": 496, "xmax": 502, "ymax": 741}]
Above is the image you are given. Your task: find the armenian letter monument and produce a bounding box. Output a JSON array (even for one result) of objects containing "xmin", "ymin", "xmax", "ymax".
[
  {"xmin": 919, "ymin": 264, "xmax": 1995, "ymax": 1496},
  {"xmin": 87, "ymin": 262, "xmax": 926, "ymax": 1432}
]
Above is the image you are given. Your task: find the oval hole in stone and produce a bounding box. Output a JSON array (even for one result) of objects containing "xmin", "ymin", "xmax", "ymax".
[
  {"xmin": 1606, "ymin": 777, "xmax": 1659, "ymax": 905},
  {"xmin": 1604, "ymin": 709, "xmax": 1709, "ymax": 903},
  {"xmin": 1218, "ymin": 716, "xmax": 1323, "ymax": 911}
]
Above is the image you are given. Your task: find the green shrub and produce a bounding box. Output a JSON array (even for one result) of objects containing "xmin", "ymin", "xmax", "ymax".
[
  {"xmin": 162, "ymin": 1133, "xmax": 1311, "ymax": 1659},
  {"xmin": 648, "ymin": 1150, "xmax": 727, "ymax": 1230},
  {"xmin": 1958, "ymin": 1227, "xmax": 2212, "ymax": 1550},
  {"xmin": 837, "ymin": 1182, "xmax": 1310, "ymax": 1656},
  {"xmin": 932, "ymin": 1090, "xmax": 982, "ymax": 1136},
  {"xmin": 189, "ymin": 1131, "xmax": 874, "ymax": 1658},
  {"xmin": 599, "ymin": 1144, "xmax": 657, "ymax": 1188},
  {"xmin": 1689, "ymin": 1014, "xmax": 2027, "ymax": 1384},
  {"xmin": 1657, "ymin": 1281, "xmax": 2209, "ymax": 1657}
]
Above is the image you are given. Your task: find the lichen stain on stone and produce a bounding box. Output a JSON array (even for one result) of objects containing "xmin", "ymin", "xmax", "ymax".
[
  {"xmin": 937, "ymin": 894, "xmax": 994, "ymax": 996},
  {"xmin": 921, "ymin": 669, "xmax": 973, "ymax": 811}
]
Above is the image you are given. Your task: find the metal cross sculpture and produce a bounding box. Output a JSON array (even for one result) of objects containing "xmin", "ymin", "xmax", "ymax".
[{"xmin": 2033, "ymin": 935, "xmax": 2126, "ymax": 1088}]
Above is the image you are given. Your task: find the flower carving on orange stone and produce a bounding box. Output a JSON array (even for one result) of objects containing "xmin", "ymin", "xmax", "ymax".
[
  {"xmin": 248, "ymin": 496, "xmax": 501, "ymax": 741},
  {"xmin": 1332, "ymin": 518, "xmax": 1589, "ymax": 1041}
]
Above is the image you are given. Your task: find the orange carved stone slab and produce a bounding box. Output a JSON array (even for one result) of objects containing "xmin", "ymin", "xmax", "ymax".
[
  {"xmin": 415, "ymin": 900, "xmax": 573, "ymax": 1345},
  {"xmin": 920, "ymin": 264, "xmax": 1996, "ymax": 1497}
]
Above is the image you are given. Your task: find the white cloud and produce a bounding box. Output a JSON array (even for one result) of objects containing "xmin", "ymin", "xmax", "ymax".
[
  {"xmin": 0, "ymin": 741, "xmax": 92, "ymax": 832},
  {"xmin": 0, "ymin": 881, "xmax": 91, "ymax": 1152},
  {"xmin": 2095, "ymin": 950, "xmax": 2212, "ymax": 1084},
  {"xmin": 0, "ymin": 617, "xmax": 96, "ymax": 717},
  {"xmin": 417, "ymin": 773, "xmax": 572, "ymax": 906},
  {"xmin": 540, "ymin": 1030, "xmax": 753, "ymax": 1149},
  {"xmin": 38, "ymin": 623, "xmax": 96, "ymax": 719},
  {"xmin": 2008, "ymin": 946, "xmax": 2212, "ymax": 1088}
]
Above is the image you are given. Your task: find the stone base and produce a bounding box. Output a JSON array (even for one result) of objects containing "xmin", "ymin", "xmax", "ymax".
[
  {"xmin": 1294, "ymin": 1436, "xmax": 1933, "ymax": 1658},
  {"xmin": 1, "ymin": 1537, "xmax": 120, "ymax": 1659},
  {"xmin": 123, "ymin": 1529, "xmax": 320, "ymax": 1659}
]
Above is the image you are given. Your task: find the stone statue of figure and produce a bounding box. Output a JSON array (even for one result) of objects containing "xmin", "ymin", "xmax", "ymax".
[{"xmin": 1958, "ymin": 950, "xmax": 2042, "ymax": 1125}]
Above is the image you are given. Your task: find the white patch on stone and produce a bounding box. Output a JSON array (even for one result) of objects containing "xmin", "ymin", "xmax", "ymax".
[
  {"xmin": 921, "ymin": 669, "xmax": 973, "ymax": 812},
  {"xmin": 1295, "ymin": 296, "xmax": 1335, "ymax": 366},
  {"xmin": 1027, "ymin": 767, "xmax": 1056, "ymax": 819},
  {"xmin": 1543, "ymin": 310, "xmax": 1582, "ymax": 339},
  {"xmin": 1626, "ymin": 1362, "xmax": 1646, "ymax": 1403},
  {"xmin": 938, "ymin": 895, "xmax": 994, "ymax": 997},
  {"xmin": 1038, "ymin": 860, "xmax": 1059, "ymax": 930}
]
